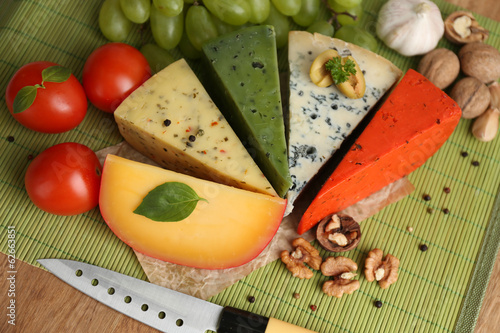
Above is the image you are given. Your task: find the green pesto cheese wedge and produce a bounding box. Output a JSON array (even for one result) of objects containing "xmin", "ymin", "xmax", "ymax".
[{"xmin": 202, "ymin": 25, "xmax": 291, "ymax": 198}]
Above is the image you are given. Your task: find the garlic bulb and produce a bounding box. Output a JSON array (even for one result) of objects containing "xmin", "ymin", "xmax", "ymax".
[{"xmin": 376, "ymin": 0, "xmax": 444, "ymax": 56}]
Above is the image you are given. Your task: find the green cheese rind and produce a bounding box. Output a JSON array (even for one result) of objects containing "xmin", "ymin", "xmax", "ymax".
[{"xmin": 202, "ymin": 25, "xmax": 291, "ymax": 197}]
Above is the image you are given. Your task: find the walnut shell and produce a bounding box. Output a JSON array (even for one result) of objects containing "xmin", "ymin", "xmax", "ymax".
[
  {"xmin": 316, "ymin": 213, "xmax": 361, "ymax": 252},
  {"xmin": 459, "ymin": 42, "xmax": 500, "ymax": 84},
  {"xmin": 489, "ymin": 82, "xmax": 500, "ymax": 109},
  {"xmin": 444, "ymin": 11, "xmax": 489, "ymax": 44},
  {"xmin": 417, "ymin": 48, "xmax": 460, "ymax": 89},
  {"xmin": 449, "ymin": 77, "xmax": 491, "ymax": 119}
]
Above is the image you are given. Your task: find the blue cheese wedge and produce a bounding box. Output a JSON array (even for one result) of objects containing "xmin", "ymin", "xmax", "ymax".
[
  {"xmin": 114, "ymin": 58, "xmax": 277, "ymax": 197},
  {"xmin": 286, "ymin": 31, "xmax": 402, "ymax": 214}
]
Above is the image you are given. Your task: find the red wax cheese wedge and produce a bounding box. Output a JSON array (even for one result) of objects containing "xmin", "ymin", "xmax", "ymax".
[
  {"xmin": 100, "ymin": 154, "xmax": 286, "ymax": 269},
  {"xmin": 297, "ymin": 69, "xmax": 462, "ymax": 234}
]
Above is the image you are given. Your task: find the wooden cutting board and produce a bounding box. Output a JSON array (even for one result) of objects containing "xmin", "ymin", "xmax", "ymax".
[{"xmin": 0, "ymin": 1, "xmax": 499, "ymax": 332}]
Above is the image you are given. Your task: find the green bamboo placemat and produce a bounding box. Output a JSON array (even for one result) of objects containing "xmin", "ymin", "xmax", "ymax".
[{"xmin": 0, "ymin": 0, "xmax": 499, "ymax": 332}]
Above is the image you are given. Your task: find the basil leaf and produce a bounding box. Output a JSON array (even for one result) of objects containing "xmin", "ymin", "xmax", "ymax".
[
  {"xmin": 41, "ymin": 65, "xmax": 71, "ymax": 83},
  {"xmin": 13, "ymin": 86, "xmax": 37, "ymax": 114},
  {"xmin": 134, "ymin": 182, "xmax": 208, "ymax": 222}
]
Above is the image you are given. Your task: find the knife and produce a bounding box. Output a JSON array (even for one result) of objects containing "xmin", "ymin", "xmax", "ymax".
[{"xmin": 37, "ymin": 259, "xmax": 317, "ymax": 333}]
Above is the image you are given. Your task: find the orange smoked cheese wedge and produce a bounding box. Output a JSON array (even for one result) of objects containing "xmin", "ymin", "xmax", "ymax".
[{"xmin": 297, "ymin": 69, "xmax": 462, "ymax": 234}]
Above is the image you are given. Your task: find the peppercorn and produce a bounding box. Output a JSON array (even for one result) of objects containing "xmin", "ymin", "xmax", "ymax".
[
  {"xmin": 163, "ymin": 119, "xmax": 171, "ymax": 127},
  {"xmin": 247, "ymin": 296, "xmax": 255, "ymax": 303},
  {"xmin": 27, "ymin": 154, "xmax": 34, "ymax": 160},
  {"xmin": 444, "ymin": 187, "xmax": 451, "ymax": 194},
  {"xmin": 472, "ymin": 161, "xmax": 480, "ymax": 167},
  {"xmin": 7, "ymin": 136, "xmax": 14, "ymax": 142},
  {"xmin": 427, "ymin": 207, "xmax": 434, "ymax": 214},
  {"xmin": 420, "ymin": 244, "xmax": 428, "ymax": 252},
  {"xmin": 461, "ymin": 151, "xmax": 469, "ymax": 157},
  {"xmin": 374, "ymin": 300, "xmax": 383, "ymax": 308},
  {"xmin": 443, "ymin": 208, "xmax": 450, "ymax": 214},
  {"xmin": 423, "ymin": 194, "xmax": 431, "ymax": 201},
  {"xmin": 189, "ymin": 135, "xmax": 196, "ymax": 142},
  {"xmin": 293, "ymin": 292, "xmax": 300, "ymax": 299},
  {"xmin": 407, "ymin": 226, "xmax": 414, "ymax": 233},
  {"xmin": 310, "ymin": 304, "xmax": 317, "ymax": 311}
]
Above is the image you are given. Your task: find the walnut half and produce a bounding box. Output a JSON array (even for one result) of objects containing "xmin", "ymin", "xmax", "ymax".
[
  {"xmin": 364, "ymin": 249, "xmax": 399, "ymax": 289},
  {"xmin": 444, "ymin": 11, "xmax": 488, "ymax": 44},
  {"xmin": 321, "ymin": 256, "xmax": 360, "ymax": 298},
  {"xmin": 316, "ymin": 214, "xmax": 361, "ymax": 252},
  {"xmin": 280, "ymin": 238, "xmax": 322, "ymax": 279}
]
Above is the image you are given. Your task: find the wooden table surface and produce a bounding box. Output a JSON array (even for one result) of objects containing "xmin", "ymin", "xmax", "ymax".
[{"xmin": 1, "ymin": 1, "xmax": 499, "ymax": 332}]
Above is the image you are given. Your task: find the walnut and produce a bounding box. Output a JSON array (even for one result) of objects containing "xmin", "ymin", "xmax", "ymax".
[
  {"xmin": 444, "ymin": 11, "xmax": 489, "ymax": 44},
  {"xmin": 316, "ymin": 213, "xmax": 361, "ymax": 252},
  {"xmin": 280, "ymin": 238, "xmax": 322, "ymax": 279},
  {"xmin": 321, "ymin": 256, "xmax": 360, "ymax": 297},
  {"xmin": 459, "ymin": 42, "xmax": 500, "ymax": 84},
  {"xmin": 489, "ymin": 82, "xmax": 500, "ymax": 109},
  {"xmin": 417, "ymin": 48, "xmax": 460, "ymax": 89},
  {"xmin": 364, "ymin": 249, "xmax": 399, "ymax": 289},
  {"xmin": 449, "ymin": 77, "xmax": 490, "ymax": 119}
]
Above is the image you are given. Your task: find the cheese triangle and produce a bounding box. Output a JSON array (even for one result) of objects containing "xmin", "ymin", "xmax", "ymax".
[
  {"xmin": 202, "ymin": 25, "xmax": 291, "ymax": 198},
  {"xmin": 114, "ymin": 59, "xmax": 277, "ymax": 197},
  {"xmin": 286, "ymin": 31, "xmax": 402, "ymax": 214},
  {"xmin": 298, "ymin": 69, "xmax": 462, "ymax": 234}
]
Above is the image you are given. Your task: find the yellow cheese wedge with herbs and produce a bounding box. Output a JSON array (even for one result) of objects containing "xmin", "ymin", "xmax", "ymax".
[
  {"xmin": 114, "ymin": 58, "xmax": 277, "ymax": 197},
  {"xmin": 99, "ymin": 154, "xmax": 286, "ymax": 269}
]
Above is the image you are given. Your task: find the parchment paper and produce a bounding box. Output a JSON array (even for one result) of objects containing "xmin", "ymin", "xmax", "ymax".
[{"xmin": 97, "ymin": 142, "xmax": 414, "ymax": 300}]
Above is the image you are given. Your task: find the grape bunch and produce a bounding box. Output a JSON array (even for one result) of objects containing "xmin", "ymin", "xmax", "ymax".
[{"xmin": 98, "ymin": 0, "xmax": 377, "ymax": 64}]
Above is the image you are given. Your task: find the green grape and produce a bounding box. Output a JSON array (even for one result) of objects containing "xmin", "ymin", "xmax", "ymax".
[
  {"xmin": 331, "ymin": 0, "xmax": 362, "ymax": 10},
  {"xmin": 329, "ymin": 1, "xmax": 362, "ymax": 26},
  {"xmin": 263, "ymin": 3, "xmax": 289, "ymax": 48},
  {"xmin": 334, "ymin": 26, "xmax": 377, "ymax": 52},
  {"xmin": 140, "ymin": 43, "xmax": 176, "ymax": 74},
  {"xmin": 306, "ymin": 20, "xmax": 334, "ymax": 37},
  {"xmin": 211, "ymin": 14, "xmax": 239, "ymax": 36},
  {"xmin": 204, "ymin": 0, "xmax": 251, "ymax": 26},
  {"xmin": 153, "ymin": 0, "xmax": 183, "ymax": 17},
  {"xmin": 247, "ymin": 0, "xmax": 270, "ymax": 24},
  {"xmin": 270, "ymin": 0, "xmax": 301, "ymax": 16},
  {"xmin": 119, "ymin": 0, "xmax": 150, "ymax": 24},
  {"xmin": 185, "ymin": 5, "xmax": 219, "ymax": 51},
  {"xmin": 184, "ymin": 0, "xmax": 195, "ymax": 3},
  {"xmin": 292, "ymin": 0, "xmax": 320, "ymax": 27},
  {"xmin": 178, "ymin": 30, "xmax": 203, "ymax": 59},
  {"xmin": 338, "ymin": 5, "xmax": 362, "ymax": 26},
  {"xmin": 99, "ymin": 0, "xmax": 133, "ymax": 42},
  {"xmin": 150, "ymin": 4, "xmax": 183, "ymax": 49}
]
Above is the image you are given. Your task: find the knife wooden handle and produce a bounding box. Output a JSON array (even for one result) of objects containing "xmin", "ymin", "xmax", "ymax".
[{"xmin": 218, "ymin": 307, "xmax": 317, "ymax": 333}]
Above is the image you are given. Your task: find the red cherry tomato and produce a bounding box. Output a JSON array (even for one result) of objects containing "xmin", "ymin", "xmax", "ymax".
[
  {"xmin": 5, "ymin": 61, "xmax": 87, "ymax": 133},
  {"xmin": 25, "ymin": 142, "xmax": 102, "ymax": 216},
  {"xmin": 83, "ymin": 42, "xmax": 151, "ymax": 113}
]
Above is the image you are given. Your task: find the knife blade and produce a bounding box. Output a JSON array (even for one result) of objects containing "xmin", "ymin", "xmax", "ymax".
[{"xmin": 37, "ymin": 259, "xmax": 317, "ymax": 333}]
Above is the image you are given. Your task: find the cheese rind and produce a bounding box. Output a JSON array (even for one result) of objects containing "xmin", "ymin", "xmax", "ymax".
[
  {"xmin": 99, "ymin": 155, "xmax": 286, "ymax": 269},
  {"xmin": 202, "ymin": 25, "xmax": 291, "ymax": 197},
  {"xmin": 286, "ymin": 31, "xmax": 402, "ymax": 214},
  {"xmin": 297, "ymin": 69, "xmax": 462, "ymax": 234},
  {"xmin": 114, "ymin": 59, "xmax": 277, "ymax": 197}
]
